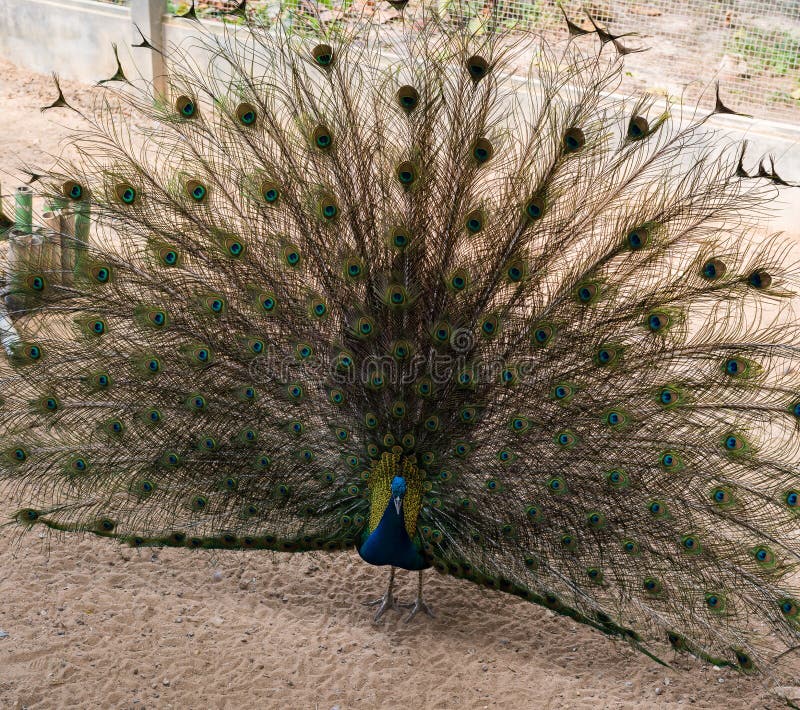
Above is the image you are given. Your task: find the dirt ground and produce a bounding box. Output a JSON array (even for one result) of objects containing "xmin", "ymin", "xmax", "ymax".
[{"xmin": 0, "ymin": 59, "xmax": 799, "ymax": 710}]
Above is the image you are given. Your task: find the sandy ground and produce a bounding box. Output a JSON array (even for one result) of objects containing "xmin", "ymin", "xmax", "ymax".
[{"xmin": 1, "ymin": 59, "xmax": 800, "ymax": 710}]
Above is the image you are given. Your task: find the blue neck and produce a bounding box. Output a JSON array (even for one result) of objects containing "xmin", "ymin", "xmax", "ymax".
[{"xmin": 358, "ymin": 501, "xmax": 427, "ymax": 571}]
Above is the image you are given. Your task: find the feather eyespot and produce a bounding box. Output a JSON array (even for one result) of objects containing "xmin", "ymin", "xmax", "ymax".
[
  {"xmin": 626, "ymin": 226, "xmax": 651, "ymax": 250},
  {"xmin": 312, "ymin": 124, "xmax": 333, "ymax": 150},
  {"xmin": 748, "ymin": 270, "xmax": 772, "ymax": 289},
  {"xmin": 319, "ymin": 195, "xmax": 339, "ymax": 220},
  {"xmin": 448, "ymin": 270, "xmax": 469, "ymax": 292},
  {"xmin": 396, "ymin": 85, "xmax": 419, "ymax": 112},
  {"xmin": 223, "ymin": 237, "xmax": 245, "ymax": 258},
  {"xmin": 147, "ymin": 310, "xmax": 167, "ymax": 328},
  {"xmin": 480, "ymin": 315, "xmax": 499, "ymax": 337},
  {"xmin": 627, "ymin": 115, "xmax": 649, "ymax": 139},
  {"xmin": 464, "ymin": 209, "xmax": 484, "ymax": 234},
  {"xmin": 62, "ymin": 180, "xmax": 84, "ymax": 200},
  {"xmin": 472, "ymin": 137, "xmax": 493, "ymax": 163},
  {"xmin": 648, "ymin": 500, "xmax": 668, "ymax": 518},
  {"xmin": 586, "ymin": 511, "xmax": 605, "ymax": 528},
  {"xmin": 417, "ymin": 379, "xmax": 433, "ymax": 397},
  {"xmin": 466, "ymin": 55, "xmax": 489, "ymax": 81},
  {"xmin": 260, "ymin": 180, "xmax": 280, "ymax": 203},
  {"xmin": 186, "ymin": 180, "xmax": 207, "ymax": 202},
  {"xmin": 524, "ymin": 196, "xmax": 545, "ymax": 221},
  {"xmin": 723, "ymin": 433, "xmax": 746, "ymax": 452},
  {"xmin": 779, "ymin": 598, "xmax": 799, "ymax": 619},
  {"xmin": 235, "ymin": 102, "xmax": 257, "ymax": 126},
  {"xmin": 710, "ymin": 486, "xmax": 735, "ymax": 507},
  {"xmin": 723, "ymin": 357, "xmax": 752, "ymax": 378},
  {"xmin": 396, "ymin": 161, "xmax": 417, "ymax": 186},
  {"xmin": 158, "ymin": 246, "xmax": 180, "ymax": 267},
  {"xmin": 25, "ymin": 274, "xmax": 46, "ymax": 292},
  {"xmin": 506, "ymin": 261, "xmax": 526, "ymax": 282},
  {"xmin": 575, "ymin": 283, "xmax": 599, "ymax": 304},
  {"xmin": 751, "ymin": 545, "xmax": 776, "ymax": 568},
  {"xmin": 115, "ymin": 183, "xmax": 137, "ymax": 204},
  {"xmin": 643, "ymin": 577, "xmax": 662, "ymax": 595},
  {"xmin": 562, "ymin": 127, "xmax": 585, "ymax": 153},
  {"xmin": 605, "ymin": 469, "xmax": 629, "ymax": 489},
  {"xmin": 681, "ymin": 535, "xmax": 702, "ymax": 555},
  {"xmin": 9, "ymin": 446, "xmax": 28, "ymax": 463},
  {"xmin": 385, "ymin": 284, "xmax": 408, "ymax": 307},
  {"xmin": 704, "ymin": 592, "xmax": 725, "ymax": 611},
  {"xmin": 500, "ymin": 366, "xmax": 518, "ymax": 385},
  {"xmin": 646, "ymin": 312, "xmax": 671, "ymax": 332},
  {"xmin": 175, "ymin": 95, "xmax": 197, "ymax": 118},
  {"xmin": 312, "ymin": 44, "xmax": 334, "ymax": 67},
  {"xmin": 701, "ymin": 258, "xmax": 726, "ymax": 280},
  {"xmin": 388, "ymin": 226, "xmax": 410, "ymax": 250},
  {"xmin": 603, "ymin": 409, "xmax": 627, "ymax": 427},
  {"xmin": 622, "ymin": 539, "xmax": 639, "ymax": 555},
  {"xmin": 532, "ymin": 324, "xmax": 554, "ymax": 346},
  {"xmin": 283, "ymin": 245, "xmax": 302, "ymax": 267},
  {"xmin": 555, "ymin": 431, "xmax": 577, "ymax": 448}
]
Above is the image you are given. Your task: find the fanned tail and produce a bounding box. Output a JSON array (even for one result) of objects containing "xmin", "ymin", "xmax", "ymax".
[{"xmin": 0, "ymin": 0, "xmax": 799, "ymax": 687}]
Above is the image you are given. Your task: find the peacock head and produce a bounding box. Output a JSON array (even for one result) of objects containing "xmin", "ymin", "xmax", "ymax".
[{"xmin": 391, "ymin": 475, "xmax": 407, "ymax": 515}]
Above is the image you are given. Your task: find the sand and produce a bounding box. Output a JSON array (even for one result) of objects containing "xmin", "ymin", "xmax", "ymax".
[{"xmin": 0, "ymin": 59, "xmax": 798, "ymax": 710}]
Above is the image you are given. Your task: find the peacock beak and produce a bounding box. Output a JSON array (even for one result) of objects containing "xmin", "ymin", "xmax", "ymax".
[{"xmin": 393, "ymin": 496, "xmax": 402, "ymax": 515}]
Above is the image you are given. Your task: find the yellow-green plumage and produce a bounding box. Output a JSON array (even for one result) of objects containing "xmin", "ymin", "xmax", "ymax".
[{"xmin": 367, "ymin": 449, "xmax": 423, "ymax": 537}]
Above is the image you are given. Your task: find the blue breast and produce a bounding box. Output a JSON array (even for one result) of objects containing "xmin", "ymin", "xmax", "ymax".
[{"xmin": 357, "ymin": 501, "xmax": 428, "ymax": 571}]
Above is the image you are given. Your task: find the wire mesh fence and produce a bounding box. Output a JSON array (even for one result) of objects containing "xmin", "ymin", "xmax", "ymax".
[{"xmin": 98, "ymin": 0, "xmax": 800, "ymax": 121}]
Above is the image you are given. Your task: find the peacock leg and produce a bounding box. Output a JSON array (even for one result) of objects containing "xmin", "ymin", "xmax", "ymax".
[
  {"xmin": 363, "ymin": 566, "xmax": 401, "ymax": 621},
  {"xmin": 402, "ymin": 570, "xmax": 435, "ymax": 622}
]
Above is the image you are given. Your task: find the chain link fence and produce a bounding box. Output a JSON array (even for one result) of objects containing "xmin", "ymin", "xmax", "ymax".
[{"xmin": 95, "ymin": 0, "xmax": 800, "ymax": 121}]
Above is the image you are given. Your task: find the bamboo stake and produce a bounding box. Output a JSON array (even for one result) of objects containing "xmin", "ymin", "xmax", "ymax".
[
  {"xmin": 14, "ymin": 185, "xmax": 33, "ymax": 234},
  {"xmin": 42, "ymin": 211, "xmax": 65, "ymax": 285},
  {"xmin": 5, "ymin": 228, "xmax": 44, "ymax": 315}
]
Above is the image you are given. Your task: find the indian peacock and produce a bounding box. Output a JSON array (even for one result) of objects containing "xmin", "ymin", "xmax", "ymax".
[{"xmin": 1, "ymin": 0, "xmax": 800, "ymax": 693}]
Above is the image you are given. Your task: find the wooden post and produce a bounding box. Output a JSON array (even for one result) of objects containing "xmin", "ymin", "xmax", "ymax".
[{"xmin": 130, "ymin": 0, "xmax": 167, "ymax": 101}]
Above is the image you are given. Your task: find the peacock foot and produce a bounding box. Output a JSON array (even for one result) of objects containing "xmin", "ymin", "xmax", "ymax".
[
  {"xmin": 364, "ymin": 566, "xmax": 403, "ymax": 621},
  {"xmin": 401, "ymin": 596, "xmax": 435, "ymax": 623},
  {"xmin": 363, "ymin": 590, "xmax": 402, "ymax": 621}
]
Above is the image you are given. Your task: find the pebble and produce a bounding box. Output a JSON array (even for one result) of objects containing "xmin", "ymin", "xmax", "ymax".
[
  {"xmin": 163, "ymin": 679, "xmax": 170, "ymax": 687},
  {"xmin": 655, "ymin": 687, "xmax": 663, "ymax": 696},
  {"xmin": 0, "ymin": 630, "xmax": 8, "ymax": 639},
  {"xmin": 212, "ymin": 570, "xmax": 224, "ymax": 582}
]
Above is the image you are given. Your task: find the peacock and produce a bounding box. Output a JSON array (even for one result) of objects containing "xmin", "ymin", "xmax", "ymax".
[{"xmin": 2, "ymin": 0, "xmax": 800, "ymax": 693}]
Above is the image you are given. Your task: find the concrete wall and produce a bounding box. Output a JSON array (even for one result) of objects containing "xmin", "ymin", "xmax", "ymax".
[{"xmin": 0, "ymin": 0, "xmax": 130, "ymax": 82}]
